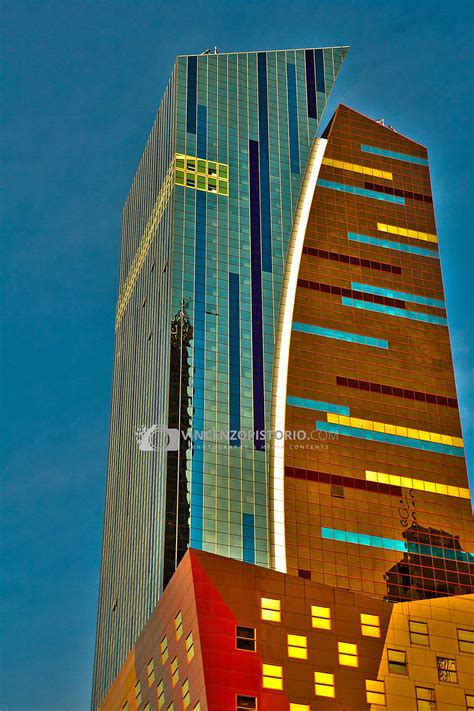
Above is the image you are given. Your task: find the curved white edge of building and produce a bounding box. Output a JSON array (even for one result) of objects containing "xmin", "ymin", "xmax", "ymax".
[{"xmin": 269, "ymin": 137, "xmax": 328, "ymax": 574}]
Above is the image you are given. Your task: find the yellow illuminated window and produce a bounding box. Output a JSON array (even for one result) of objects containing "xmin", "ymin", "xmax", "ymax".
[
  {"xmin": 409, "ymin": 620, "xmax": 429, "ymax": 646},
  {"xmin": 416, "ymin": 686, "xmax": 436, "ymax": 711},
  {"xmin": 338, "ymin": 641, "xmax": 358, "ymax": 667},
  {"xmin": 361, "ymin": 613, "xmax": 381, "ymax": 638},
  {"xmin": 147, "ymin": 658, "xmax": 155, "ymax": 686},
  {"xmin": 186, "ymin": 632, "xmax": 195, "ymax": 662},
  {"xmin": 289, "ymin": 705, "xmax": 310, "ymax": 711},
  {"xmin": 262, "ymin": 663, "xmax": 283, "ymax": 690},
  {"xmin": 175, "ymin": 611, "xmax": 183, "ymax": 641},
  {"xmin": 182, "ymin": 679, "xmax": 190, "ymax": 709},
  {"xmin": 236, "ymin": 696, "xmax": 257, "ymax": 710},
  {"xmin": 458, "ymin": 628, "xmax": 474, "ymax": 653},
  {"xmin": 174, "ymin": 153, "xmax": 229, "ymax": 196},
  {"xmin": 287, "ymin": 634, "xmax": 308, "ymax": 659},
  {"xmin": 377, "ymin": 222, "xmax": 438, "ymax": 244},
  {"xmin": 388, "ymin": 649, "xmax": 407, "ymax": 674},
  {"xmin": 261, "ymin": 597, "xmax": 281, "ymax": 622},
  {"xmin": 135, "ymin": 681, "xmax": 141, "ymax": 704},
  {"xmin": 161, "ymin": 635, "xmax": 169, "ymax": 663},
  {"xmin": 366, "ymin": 680, "xmax": 385, "ymax": 705},
  {"xmin": 466, "ymin": 694, "xmax": 474, "ymax": 710},
  {"xmin": 157, "ymin": 680, "xmax": 165, "ymax": 710},
  {"xmin": 437, "ymin": 656, "xmax": 457, "ymax": 683},
  {"xmin": 311, "ymin": 605, "xmax": 331, "ymax": 630},
  {"xmin": 236, "ymin": 626, "xmax": 256, "ymax": 651},
  {"xmin": 314, "ymin": 672, "xmax": 335, "ymax": 698},
  {"xmin": 171, "ymin": 657, "xmax": 179, "ymax": 687},
  {"xmin": 322, "ymin": 157, "xmax": 393, "ymax": 180}
]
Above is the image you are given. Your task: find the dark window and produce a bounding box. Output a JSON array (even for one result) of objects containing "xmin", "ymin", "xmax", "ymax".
[
  {"xmin": 237, "ymin": 695, "xmax": 256, "ymax": 710},
  {"xmin": 236, "ymin": 626, "xmax": 256, "ymax": 651}
]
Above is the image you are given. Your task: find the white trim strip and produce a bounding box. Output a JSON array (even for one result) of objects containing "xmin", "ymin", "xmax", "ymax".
[{"xmin": 269, "ymin": 137, "xmax": 328, "ymax": 573}]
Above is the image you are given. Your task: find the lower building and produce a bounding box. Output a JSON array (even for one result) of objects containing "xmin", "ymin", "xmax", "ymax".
[{"xmin": 99, "ymin": 549, "xmax": 474, "ymax": 711}]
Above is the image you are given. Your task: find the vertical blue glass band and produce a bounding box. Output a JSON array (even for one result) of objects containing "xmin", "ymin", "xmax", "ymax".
[
  {"xmin": 186, "ymin": 56, "xmax": 197, "ymax": 134},
  {"xmin": 229, "ymin": 272, "xmax": 241, "ymax": 445},
  {"xmin": 249, "ymin": 139, "xmax": 265, "ymax": 450},
  {"xmin": 305, "ymin": 49, "xmax": 317, "ymax": 119},
  {"xmin": 242, "ymin": 513, "xmax": 256, "ymax": 564},
  {"xmin": 257, "ymin": 52, "xmax": 272, "ymax": 272},
  {"xmin": 315, "ymin": 49, "xmax": 326, "ymax": 94},
  {"xmin": 287, "ymin": 63, "xmax": 300, "ymax": 173}
]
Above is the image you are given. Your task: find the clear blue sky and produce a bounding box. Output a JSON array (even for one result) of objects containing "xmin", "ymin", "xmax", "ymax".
[{"xmin": 1, "ymin": 1, "xmax": 472, "ymax": 709}]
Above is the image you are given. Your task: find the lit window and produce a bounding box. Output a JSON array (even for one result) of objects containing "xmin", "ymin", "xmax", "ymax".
[
  {"xmin": 171, "ymin": 657, "xmax": 179, "ymax": 687},
  {"xmin": 416, "ymin": 686, "xmax": 436, "ymax": 711},
  {"xmin": 147, "ymin": 658, "xmax": 155, "ymax": 686},
  {"xmin": 311, "ymin": 605, "xmax": 331, "ymax": 630},
  {"xmin": 458, "ymin": 628, "xmax": 474, "ymax": 653},
  {"xmin": 287, "ymin": 634, "xmax": 308, "ymax": 660},
  {"xmin": 186, "ymin": 632, "xmax": 195, "ymax": 662},
  {"xmin": 262, "ymin": 663, "xmax": 283, "ymax": 690},
  {"xmin": 366, "ymin": 680, "xmax": 385, "ymax": 705},
  {"xmin": 175, "ymin": 612, "xmax": 183, "ymax": 641},
  {"xmin": 236, "ymin": 626, "xmax": 256, "ymax": 651},
  {"xmin": 157, "ymin": 680, "xmax": 165, "ymax": 710},
  {"xmin": 338, "ymin": 641, "xmax": 358, "ymax": 667},
  {"xmin": 437, "ymin": 657, "xmax": 457, "ymax": 683},
  {"xmin": 466, "ymin": 694, "xmax": 474, "ymax": 710},
  {"xmin": 388, "ymin": 649, "xmax": 407, "ymax": 675},
  {"xmin": 261, "ymin": 597, "xmax": 281, "ymax": 622},
  {"xmin": 236, "ymin": 696, "xmax": 256, "ymax": 710},
  {"xmin": 409, "ymin": 620, "xmax": 429, "ymax": 646},
  {"xmin": 182, "ymin": 679, "xmax": 190, "ymax": 709},
  {"xmin": 290, "ymin": 705, "xmax": 309, "ymax": 711},
  {"xmin": 161, "ymin": 635, "xmax": 169, "ymax": 663},
  {"xmin": 135, "ymin": 681, "xmax": 141, "ymax": 704},
  {"xmin": 361, "ymin": 613, "xmax": 380, "ymax": 638},
  {"xmin": 314, "ymin": 672, "xmax": 335, "ymax": 698}
]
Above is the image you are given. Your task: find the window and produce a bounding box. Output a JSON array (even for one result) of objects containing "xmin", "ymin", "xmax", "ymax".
[
  {"xmin": 290, "ymin": 705, "xmax": 309, "ymax": 711},
  {"xmin": 314, "ymin": 672, "xmax": 335, "ymax": 698},
  {"xmin": 236, "ymin": 626, "xmax": 256, "ymax": 651},
  {"xmin": 135, "ymin": 681, "xmax": 141, "ymax": 704},
  {"xmin": 338, "ymin": 642, "xmax": 358, "ymax": 667},
  {"xmin": 167, "ymin": 704, "xmax": 174, "ymax": 711},
  {"xmin": 175, "ymin": 611, "xmax": 183, "ymax": 641},
  {"xmin": 261, "ymin": 597, "xmax": 281, "ymax": 622},
  {"xmin": 186, "ymin": 632, "xmax": 195, "ymax": 662},
  {"xmin": 458, "ymin": 628, "xmax": 474, "ymax": 653},
  {"xmin": 437, "ymin": 657, "xmax": 457, "ymax": 683},
  {"xmin": 122, "ymin": 703, "xmax": 128, "ymax": 711},
  {"xmin": 361, "ymin": 613, "xmax": 381, "ymax": 638},
  {"xmin": 171, "ymin": 657, "xmax": 179, "ymax": 687},
  {"xmin": 388, "ymin": 649, "xmax": 407, "ymax": 674},
  {"xmin": 147, "ymin": 658, "xmax": 155, "ymax": 686},
  {"xmin": 409, "ymin": 620, "xmax": 429, "ymax": 646},
  {"xmin": 466, "ymin": 694, "xmax": 474, "ymax": 710},
  {"xmin": 287, "ymin": 634, "xmax": 308, "ymax": 660},
  {"xmin": 366, "ymin": 680, "xmax": 385, "ymax": 705},
  {"xmin": 182, "ymin": 680, "xmax": 190, "ymax": 709},
  {"xmin": 311, "ymin": 605, "xmax": 331, "ymax": 630},
  {"xmin": 262, "ymin": 664, "xmax": 283, "ymax": 690},
  {"xmin": 161, "ymin": 636, "xmax": 169, "ymax": 663},
  {"xmin": 144, "ymin": 705, "xmax": 150, "ymax": 711},
  {"xmin": 157, "ymin": 680, "xmax": 165, "ymax": 710},
  {"xmin": 193, "ymin": 704, "xmax": 201, "ymax": 711},
  {"xmin": 236, "ymin": 696, "xmax": 256, "ymax": 710},
  {"xmin": 416, "ymin": 686, "xmax": 436, "ymax": 710}
]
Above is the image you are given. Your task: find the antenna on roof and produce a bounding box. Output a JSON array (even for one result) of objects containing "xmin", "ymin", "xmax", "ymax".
[
  {"xmin": 214, "ymin": 46, "xmax": 218, "ymax": 54},
  {"xmin": 376, "ymin": 118, "xmax": 397, "ymax": 132},
  {"xmin": 200, "ymin": 48, "xmax": 211, "ymax": 55}
]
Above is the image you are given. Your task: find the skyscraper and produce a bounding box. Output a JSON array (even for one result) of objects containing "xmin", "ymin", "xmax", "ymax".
[{"xmin": 92, "ymin": 47, "xmax": 473, "ymax": 711}]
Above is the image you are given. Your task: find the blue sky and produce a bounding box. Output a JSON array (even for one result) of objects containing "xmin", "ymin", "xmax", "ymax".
[{"xmin": 1, "ymin": 1, "xmax": 472, "ymax": 708}]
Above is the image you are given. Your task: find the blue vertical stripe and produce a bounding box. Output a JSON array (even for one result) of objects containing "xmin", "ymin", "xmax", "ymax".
[
  {"xmin": 305, "ymin": 49, "xmax": 317, "ymax": 119},
  {"xmin": 242, "ymin": 513, "xmax": 256, "ymax": 564},
  {"xmin": 229, "ymin": 272, "xmax": 241, "ymax": 445},
  {"xmin": 190, "ymin": 105, "xmax": 207, "ymax": 548},
  {"xmin": 286, "ymin": 63, "xmax": 300, "ymax": 173},
  {"xmin": 186, "ymin": 56, "xmax": 197, "ymax": 134},
  {"xmin": 249, "ymin": 140, "xmax": 265, "ymax": 450},
  {"xmin": 257, "ymin": 53, "xmax": 272, "ymax": 272},
  {"xmin": 315, "ymin": 49, "xmax": 326, "ymax": 94}
]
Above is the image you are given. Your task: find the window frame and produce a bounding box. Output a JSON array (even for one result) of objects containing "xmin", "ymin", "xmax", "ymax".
[
  {"xmin": 387, "ymin": 648, "xmax": 407, "ymax": 675},
  {"xmin": 409, "ymin": 619, "xmax": 429, "ymax": 646},
  {"xmin": 236, "ymin": 625, "xmax": 256, "ymax": 652}
]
